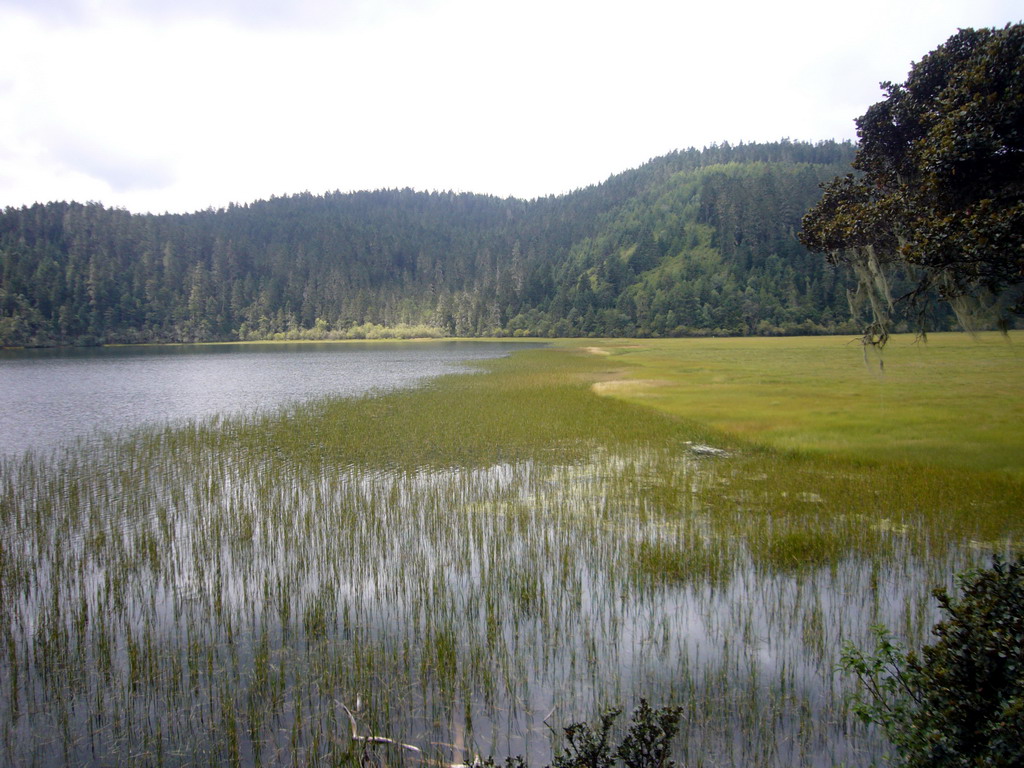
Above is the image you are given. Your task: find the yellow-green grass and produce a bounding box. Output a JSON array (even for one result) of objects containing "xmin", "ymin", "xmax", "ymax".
[{"xmin": 574, "ymin": 332, "xmax": 1024, "ymax": 477}]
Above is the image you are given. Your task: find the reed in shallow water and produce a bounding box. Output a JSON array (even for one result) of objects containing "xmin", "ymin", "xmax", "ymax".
[{"xmin": 0, "ymin": 345, "xmax": 1020, "ymax": 767}]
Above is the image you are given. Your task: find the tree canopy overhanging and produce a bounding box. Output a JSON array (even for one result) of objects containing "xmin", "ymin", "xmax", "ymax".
[{"xmin": 800, "ymin": 23, "xmax": 1024, "ymax": 343}]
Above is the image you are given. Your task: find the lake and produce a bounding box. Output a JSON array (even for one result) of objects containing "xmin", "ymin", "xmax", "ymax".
[
  {"xmin": 0, "ymin": 340, "xmax": 1002, "ymax": 768},
  {"xmin": 0, "ymin": 341, "xmax": 527, "ymax": 458}
]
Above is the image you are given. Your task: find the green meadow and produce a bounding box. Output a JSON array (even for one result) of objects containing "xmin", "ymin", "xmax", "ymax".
[
  {"xmin": 585, "ymin": 332, "xmax": 1024, "ymax": 477},
  {"xmin": 0, "ymin": 336, "xmax": 1021, "ymax": 767}
]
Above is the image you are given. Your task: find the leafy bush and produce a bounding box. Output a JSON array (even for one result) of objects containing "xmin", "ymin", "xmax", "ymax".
[
  {"xmin": 483, "ymin": 700, "xmax": 683, "ymax": 768},
  {"xmin": 840, "ymin": 556, "xmax": 1024, "ymax": 767}
]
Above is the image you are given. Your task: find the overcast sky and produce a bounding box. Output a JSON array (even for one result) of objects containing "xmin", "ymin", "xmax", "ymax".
[{"xmin": 0, "ymin": 0, "xmax": 1019, "ymax": 214}]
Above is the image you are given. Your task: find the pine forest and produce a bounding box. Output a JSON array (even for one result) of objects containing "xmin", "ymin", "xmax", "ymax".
[{"xmin": 0, "ymin": 140, "xmax": 904, "ymax": 346}]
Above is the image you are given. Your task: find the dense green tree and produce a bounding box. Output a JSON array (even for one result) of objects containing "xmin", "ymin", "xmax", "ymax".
[{"xmin": 801, "ymin": 24, "xmax": 1024, "ymax": 343}]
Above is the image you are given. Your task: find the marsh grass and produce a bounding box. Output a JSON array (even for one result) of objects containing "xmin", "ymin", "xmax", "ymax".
[{"xmin": 0, "ymin": 344, "xmax": 1020, "ymax": 767}]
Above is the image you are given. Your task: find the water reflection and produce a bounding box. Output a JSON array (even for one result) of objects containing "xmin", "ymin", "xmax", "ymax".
[
  {"xmin": 0, "ymin": 342, "xmax": 527, "ymax": 457},
  {"xmin": 0, "ymin": 437, "xmax": 972, "ymax": 767}
]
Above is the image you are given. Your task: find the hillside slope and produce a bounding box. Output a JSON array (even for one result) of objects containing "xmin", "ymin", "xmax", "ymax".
[{"xmin": 0, "ymin": 141, "xmax": 859, "ymax": 345}]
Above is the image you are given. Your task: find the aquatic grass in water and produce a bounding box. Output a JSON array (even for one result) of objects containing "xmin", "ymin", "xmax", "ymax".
[{"xmin": 0, "ymin": 346, "xmax": 1021, "ymax": 766}]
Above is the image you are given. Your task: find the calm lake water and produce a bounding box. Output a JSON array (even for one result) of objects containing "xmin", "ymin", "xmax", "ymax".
[{"xmin": 0, "ymin": 341, "xmax": 526, "ymax": 457}]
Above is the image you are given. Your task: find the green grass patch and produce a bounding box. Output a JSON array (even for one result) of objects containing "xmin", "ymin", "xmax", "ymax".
[
  {"xmin": 219, "ymin": 347, "xmax": 728, "ymax": 470},
  {"xmin": 632, "ymin": 536, "xmax": 735, "ymax": 587},
  {"xmin": 578, "ymin": 332, "xmax": 1024, "ymax": 477}
]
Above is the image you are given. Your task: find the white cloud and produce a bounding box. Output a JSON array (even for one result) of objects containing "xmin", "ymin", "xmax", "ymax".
[
  {"xmin": 0, "ymin": 0, "xmax": 1020, "ymax": 212},
  {"xmin": 0, "ymin": 1, "xmax": 422, "ymax": 28}
]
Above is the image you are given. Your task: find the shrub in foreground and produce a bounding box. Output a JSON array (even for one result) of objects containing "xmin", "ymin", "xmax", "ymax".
[
  {"xmin": 483, "ymin": 700, "xmax": 683, "ymax": 768},
  {"xmin": 840, "ymin": 556, "xmax": 1023, "ymax": 767}
]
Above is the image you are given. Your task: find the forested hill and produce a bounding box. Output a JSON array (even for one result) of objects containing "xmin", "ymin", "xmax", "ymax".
[{"xmin": 0, "ymin": 140, "xmax": 863, "ymax": 346}]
